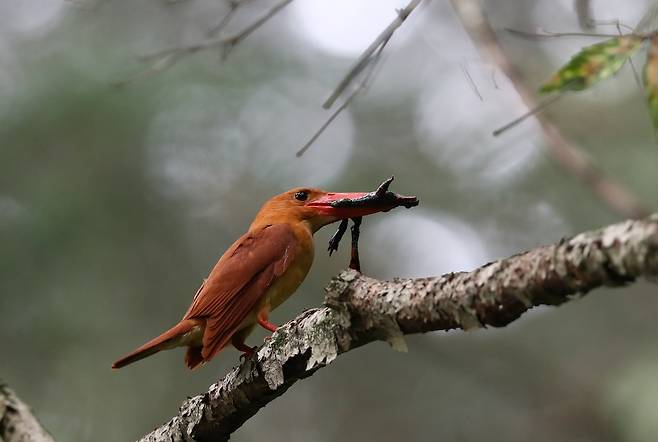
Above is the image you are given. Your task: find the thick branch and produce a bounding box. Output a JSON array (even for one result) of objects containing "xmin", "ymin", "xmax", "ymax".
[
  {"xmin": 452, "ymin": 0, "xmax": 651, "ymax": 219},
  {"xmin": 141, "ymin": 214, "xmax": 658, "ymax": 442},
  {"xmin": 0, "ymin": 382, "xmax": 55, "ymax": 442}
]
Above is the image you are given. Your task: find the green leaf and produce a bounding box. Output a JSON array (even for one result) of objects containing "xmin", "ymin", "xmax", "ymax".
[
  {"xmin": 643, "ymin": 35, "xmax": 658, "ymax": 129},
  {"xmin": 540, "ymin": 35, "xmax": 644, "ymax": 94}
]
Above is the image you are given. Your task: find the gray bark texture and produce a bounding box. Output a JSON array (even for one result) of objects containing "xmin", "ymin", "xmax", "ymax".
[
  {"xmin": 141, "ymin": 214, "xmax": 658, "ymax": 442},
  {"xmin": 0, "ymin": 382, "xmax": 54, "ymax": 442}
]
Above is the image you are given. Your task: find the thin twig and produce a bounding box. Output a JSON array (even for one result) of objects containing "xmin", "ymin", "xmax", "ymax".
[
  {"xmin": 461, "ymin": 60, "xmax": 483, "ymax": 101},
  {"xmin": 113, "ymin": 0, "xmax": 293, "ymax": 86},
  {"xmin": 506, "ymin": 27, "xmax": 622, "ymax": 39},
  {"xmin": 207, "ymin": 0, "xmax": 243, "ymax": 37},
  {"xmin": 635, "ymin": 3, "xmax": 658, "ymax": 32},
  {"xmin": 219, "ymin": 0, "xmax": 293, "ymax": 59},
  {"xmin": 296, "ymin": 38, "xmax": 391, "ymax": 157},
  {"xmin": 614, "ymin": 21, "xmax": 643, "ymax": 91},
  {"xmin": 491, "ymin": 67, "xmax": 499, "ymax": 89},
  {"xmin": 322, "ymin": 0, "xmax": 421, "ymax": 109},
  {"xmin": 593, "ymin": 19, "xmax": 635, "ymax": 32},
  {"xmin": 573, "ymin": 0, "xmax": 638, "ymax": 33},
  {"xmin": 493, "ymin": 94, "xmax": 562, "ymax": 136},
  {"xmin": 110, "ymin": 53, "xmax": 181, "ymax": 87},
  {"xmin": 453, "ymin": 0, "xmax": 651, "ymax": 219}
]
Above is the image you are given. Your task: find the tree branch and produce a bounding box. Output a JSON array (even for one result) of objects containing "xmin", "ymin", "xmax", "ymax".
[
  {"xmin": 296, "ymin": 35, "xmax": 391, "ymax": 157},
  {"xmin": 297, "ymin": 0, "xmax": 420, "ymax": 157},
  {"xmin": 322, "ymin": 0, "xmax": 422, "ymax": 109},
  {"xmin": 207, "ymin": 0, "xmax": 246, "ymax": 38},
  {"xmin": 141, "ymin": 214, "xmax": 658, "ymax": 442},
  {"xmin": 113, "ymin": 0, "xmax": 293, "ymax": 86},
  {"xmin": 451, "ymin": 0, "xmax": 651, "ymax": 219},
  {"xmin": 0, "ymin": 381, "xmax": 55, "ymax": 442},
  {"xmin": 505, "ymin": 27, "xmax": 621, "ymax": 39}
]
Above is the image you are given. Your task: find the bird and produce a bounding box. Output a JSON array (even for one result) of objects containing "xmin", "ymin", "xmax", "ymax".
[{"xmin": 112, "ymin": 183, "xmax": 417, "ymax": 370}]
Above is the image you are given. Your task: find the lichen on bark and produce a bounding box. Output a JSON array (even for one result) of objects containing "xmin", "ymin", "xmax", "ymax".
[
  {"xmin": 0, "ymin": 381, "xmax": 55, "ymax": 442},
  {"xmin": 141, "ymin": 214, "xmax": 658, "ymax": 442}
]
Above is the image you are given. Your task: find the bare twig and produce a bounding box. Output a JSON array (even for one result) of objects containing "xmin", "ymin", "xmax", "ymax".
[
  {"xmin": 296, "ymin": 83, "xmax": 365, "ymax": 156},
  {"xmin": 509, "ymin": 11, "xmax": 652, "ymax": 41},
  {"xmin": 453, "ymin": 0, "xmax": 651, "ymax": 219},
  {"xmin": 491, "ymin": 67, "xmax": 499, "ymax": 88},
  {"xmin": 207, "ymin": 0, "xmax": 244, "ymax": 37},
  {"xmin": 461, "ymin": 60, "xmax": 484, "ymax": 101},
  {"xmin": 506, "ymin": 28, "xmax": 622, "ymax": 40},
  {"xmin": 111, "ymin": 53, "xmax": 181, "ymax": 86},
  {"xmin": 1, "ymin": 381, "xmax": 55, "ymax": 442},
  {"xmin": 296, "ymin": 37, "xmax": 390, "ymax": 157},
  {"xmin": 217, "ymin": 0, "xmax": 293, "ymax": 59},
  {"xmin": 492, "ymin": 94, "xmax": 562, "ymax": 136},
  {"xmin": 612, "ymin": 22, "xmax": 643, "ymax": 91},
  {"xmin": 322, "ymin": 0, "xmax": 422, "ymax": 109},
  {"xmin": 141, "ymin": 214, "xmax": 658, "ymax": 441},
  {"xmin": 113, "ymin": 0, "xmax": 293, "ymax": 86},
  {"xmin": 635, "ymin": 3, "xmax": 658, "ymax": 32},
  {"xmin": 595, "ymin": 19, "xmax": 635, "ymax": 32}
]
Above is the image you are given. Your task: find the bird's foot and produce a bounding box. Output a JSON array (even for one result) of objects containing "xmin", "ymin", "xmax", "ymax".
[{"xmin": 257, "ymin": 317, "xmax": 278, "ymax": 333}]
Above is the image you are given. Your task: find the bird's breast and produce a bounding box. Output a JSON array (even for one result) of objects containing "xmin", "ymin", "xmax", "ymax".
[{"xmin": 266, "ymin": 233, "xmax": 314, "ymax": 311}]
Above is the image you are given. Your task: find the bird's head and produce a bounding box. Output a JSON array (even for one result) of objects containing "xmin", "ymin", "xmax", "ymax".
[{"xmin": 251, "ymin": 179, "xmax": 418, "ymax": 233}]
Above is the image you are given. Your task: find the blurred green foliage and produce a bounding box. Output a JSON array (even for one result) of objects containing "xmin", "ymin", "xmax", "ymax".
[{"xmin": 540, "ymin": 35, "xmax": 643, "ymax": 94}]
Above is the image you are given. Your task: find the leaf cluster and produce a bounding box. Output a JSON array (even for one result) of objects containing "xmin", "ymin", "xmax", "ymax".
[{"xmin": 540, "ymin": 32, "xmax": 658, "ymax": 130}]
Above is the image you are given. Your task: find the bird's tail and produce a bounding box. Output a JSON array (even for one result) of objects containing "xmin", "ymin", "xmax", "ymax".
[{"xmin": 112, "ymin": 319, "xmax": 201, "ymax": 369}]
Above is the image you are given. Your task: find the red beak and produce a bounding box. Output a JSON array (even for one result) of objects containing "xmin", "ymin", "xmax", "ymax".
[
  {"xmin": 307, "ymin": 188, "xmax": 419, "ymax": 220},
  {"xmin": 307, "ymin": 177, "xmax": 419, "ymax": 221},
  {"xmin": 307, "ymin": 192, "xmax": 377, "ymax": 219}
]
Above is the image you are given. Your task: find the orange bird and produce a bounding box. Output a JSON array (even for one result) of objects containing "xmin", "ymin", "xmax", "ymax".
[{"xmin": 113, "ymin": 181, "xmax": 417, "ymax": 370}]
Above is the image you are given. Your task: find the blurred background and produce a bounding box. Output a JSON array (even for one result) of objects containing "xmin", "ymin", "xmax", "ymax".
[{"xmin": 1, "ymin": 0, "xmax": 658, "ymax": 440}]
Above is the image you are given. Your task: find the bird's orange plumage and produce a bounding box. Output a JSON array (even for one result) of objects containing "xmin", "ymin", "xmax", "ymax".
[
  {"xmin": 183, "ymin": 224, "xmax": 299, "ymax": 363},
  {"xmin": 112, "ymin": 186, "xmax": 404, "ymax": 370}
]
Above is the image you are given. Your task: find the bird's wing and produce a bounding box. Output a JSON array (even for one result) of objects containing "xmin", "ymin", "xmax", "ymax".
[{"xmin": 183, "ymin": 223, "xmax": 297, "ymax": 360}]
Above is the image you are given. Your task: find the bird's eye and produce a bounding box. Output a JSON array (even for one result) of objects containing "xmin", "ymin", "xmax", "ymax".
[{"xmin": 294, "ymin": 191, "xmax": 309, "ymax": 201}]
